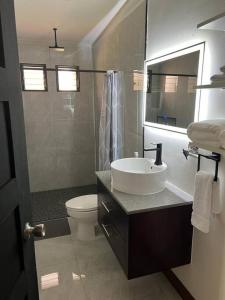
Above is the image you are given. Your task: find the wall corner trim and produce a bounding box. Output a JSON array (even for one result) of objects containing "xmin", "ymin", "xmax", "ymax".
[{"xmin": 79, "ymin": 0, "xmax": 127, "ymax": 47}]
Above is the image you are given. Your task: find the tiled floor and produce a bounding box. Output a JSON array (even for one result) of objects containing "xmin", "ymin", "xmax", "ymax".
[
  {"xmin": 35, "ymin": 228, "xmax": 182, "ymax": 300},
  {"xmin": 31, "ymin": 185, "xmax": 97, "ymax": 239},
  {"xmin": 31, "ymin": 185, "xmax": 97, "ymax": 222}
]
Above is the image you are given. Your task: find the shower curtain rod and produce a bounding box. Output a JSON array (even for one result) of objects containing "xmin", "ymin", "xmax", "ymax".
[
  {"xmin": 46, "ymin": 68, "xmax": 117, "ymax": 74},
  {"xmin": 133, "ymin": 70, "xmax": 197, "ymax": 77}
]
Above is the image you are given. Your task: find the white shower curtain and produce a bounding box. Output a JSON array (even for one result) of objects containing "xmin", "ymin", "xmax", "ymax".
[{"xmin": 98, "ymin": 70, "xmax": 124, "ymax": 171}]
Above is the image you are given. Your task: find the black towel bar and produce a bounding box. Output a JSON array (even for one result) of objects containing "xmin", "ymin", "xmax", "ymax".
[
  {"xmin": 183, "ymin": 149, "xmax": 221, "ymax": 182},
  {"xmin": 197, "ymin": 152, "xmax": 221, "ymax": 182}
]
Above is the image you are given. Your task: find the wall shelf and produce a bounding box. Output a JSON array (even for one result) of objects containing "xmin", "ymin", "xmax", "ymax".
[
  {"xmin": 197, "ymin": 12, "xmax": 225, "ymax": 31},
  {"xmin": 197, "ymin": 13, "xmax": 225, "ymax": 88},
  {"xmin": 193, "ymin": 142, "xmax": 225, "ymax": 156},
  {"xmin": 195, "ymin": 84, "xmax": 225, "ymax": 89}
]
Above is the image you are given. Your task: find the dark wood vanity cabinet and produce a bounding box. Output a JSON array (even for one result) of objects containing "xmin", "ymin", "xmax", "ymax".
[{"xmin": 97, "ymin": 179, "xmax": 193, "ymax": 279}]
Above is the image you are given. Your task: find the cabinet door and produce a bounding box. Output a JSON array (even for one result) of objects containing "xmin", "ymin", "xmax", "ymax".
[{"xmin": 129, "ymin": 206, "xmax": 193, "ymax": 278}]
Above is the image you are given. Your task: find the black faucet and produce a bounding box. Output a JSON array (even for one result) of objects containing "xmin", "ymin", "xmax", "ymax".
[{"xmin": 144, "ymin": 143, "xmax": 162, "ymax": 166}]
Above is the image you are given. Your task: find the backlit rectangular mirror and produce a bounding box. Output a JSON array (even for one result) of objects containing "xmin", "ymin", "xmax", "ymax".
[{"xmin": 144, "ymin": 43, "xmax": 205, "ymax": 133}]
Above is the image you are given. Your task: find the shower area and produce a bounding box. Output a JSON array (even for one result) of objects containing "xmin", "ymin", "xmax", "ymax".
[{"xmin": 18, "ymin": 0, "xmax": 146, "ymax": 239}]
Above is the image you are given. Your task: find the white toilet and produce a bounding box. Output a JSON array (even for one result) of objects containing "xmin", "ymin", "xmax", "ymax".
[{"xmin": 65, "ymin": 194, "xmax": 98, "ymax": 241}]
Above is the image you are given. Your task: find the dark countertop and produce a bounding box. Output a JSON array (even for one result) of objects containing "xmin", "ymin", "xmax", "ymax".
[{"xmin": 96, "ymin": 170, "xmax": 192, "ymax": 215}]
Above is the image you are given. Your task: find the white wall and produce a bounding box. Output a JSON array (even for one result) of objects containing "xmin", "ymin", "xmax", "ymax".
[{"xmin": 146, "ymin": 1, "xmax": 225, "ymax": 299}]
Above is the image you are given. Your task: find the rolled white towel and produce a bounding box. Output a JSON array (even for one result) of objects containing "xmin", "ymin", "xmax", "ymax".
[
  {"xmin": 220, "ymin": 65, "xmax": 225, "ymax": 73},
  {"xmin": 210, "ymin": 74, "xmax": 225, "ymax": 82},
  {"xmin": 219, "ymin": 130, "xmax": 225, "ymax": 149},
  {"xmin": 187, "ymin": 119, "xmax": 225, "ymax": 149}
]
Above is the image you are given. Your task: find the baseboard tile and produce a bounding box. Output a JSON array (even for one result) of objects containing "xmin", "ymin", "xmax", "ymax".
[
  {"xmin": 164, "ymin": 270, "xmax": 195, "ymax": 300},
  {"xmin": 165, "ymin": 181, "xmax": 193, "ymax": 203}
]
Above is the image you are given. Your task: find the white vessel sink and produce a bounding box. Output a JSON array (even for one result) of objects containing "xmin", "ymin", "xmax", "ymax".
[{"xmin": 111, "ymin": 158, "xmax": 167, "ymax": 195}]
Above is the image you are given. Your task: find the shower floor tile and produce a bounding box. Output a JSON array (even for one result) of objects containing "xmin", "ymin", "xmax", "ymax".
[
  {"xmin": 35, "ymin": 231, "xmax": 182, "ymax": 300},
  {"xmin": 31, "ymin": 185, "xmax": 97, "ymax": 223}
]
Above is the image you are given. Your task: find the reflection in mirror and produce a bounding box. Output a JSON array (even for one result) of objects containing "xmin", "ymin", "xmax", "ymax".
[{"xmin": 144, "ymin": 44, "xmax": 204, "ymax": 132}]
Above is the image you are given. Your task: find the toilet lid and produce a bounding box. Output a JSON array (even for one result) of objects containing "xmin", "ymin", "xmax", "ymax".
[{"xmin": 66, "ymin": 194, "xmax": 98, "ymax": 212}]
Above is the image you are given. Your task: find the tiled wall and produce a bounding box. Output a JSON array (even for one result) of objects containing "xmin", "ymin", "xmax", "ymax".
[
  {"xmin": 19, "ymin": 43, "xmax": 96, "ymax": 192},
  {"xmin": 92, "ymin": 0, "xmax": 146, "ymax": 164},
  {"xmin": 19, "ymin": 0, "xmax": 147, "ymax": 191}
]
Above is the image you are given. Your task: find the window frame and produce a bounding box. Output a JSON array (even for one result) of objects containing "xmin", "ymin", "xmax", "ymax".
[
  {"xmin": 56, "ymin": 65, "xmax": 80, "ymax": 92},
  {"xmin": 20, "ymin": 63, "xmax": 48, "ymax": 92}
]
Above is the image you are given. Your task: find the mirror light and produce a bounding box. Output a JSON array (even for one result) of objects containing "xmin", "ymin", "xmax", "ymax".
[{"xmin": 143, "ymin": 42, "xmax": 205, "ymax": 134}]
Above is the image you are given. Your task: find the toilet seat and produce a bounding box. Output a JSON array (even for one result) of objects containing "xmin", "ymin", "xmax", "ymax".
[{"xmin": 66, "ymin": 194, "xmax": 97, "ymax": 212}]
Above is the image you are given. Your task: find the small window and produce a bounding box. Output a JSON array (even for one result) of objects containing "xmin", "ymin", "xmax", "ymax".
[
  {"xmin": 56, "ymin": 65, "xmax": 80, "ymax": 92},
  {"xmin": 133, "ymin": 71, "xmax": 144, "ymax": 91},
  {"xmin": 20, "ymin": 64, "xmax": 47, "ymax": 91},
  {"xmin": 164, "ymin": 75, "xmax": 178, "ymax": 93},
  {"xmin": 187, "ymin": 76, "xmax": 197, "ymax": 93}
]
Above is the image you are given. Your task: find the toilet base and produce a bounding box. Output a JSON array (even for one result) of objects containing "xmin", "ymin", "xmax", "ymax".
[
  {"xmin": 68, "ymin": 217, "xmax": 98, "ymax": 241},
  {"xmin": 77, "ymin": 223, "xmax": 96, "ymax": 241}
]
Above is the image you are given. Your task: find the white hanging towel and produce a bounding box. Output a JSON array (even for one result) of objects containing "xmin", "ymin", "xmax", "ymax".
[{"xmin": 191, "ymin": 171, "xmax": 214, "ymax": 233}]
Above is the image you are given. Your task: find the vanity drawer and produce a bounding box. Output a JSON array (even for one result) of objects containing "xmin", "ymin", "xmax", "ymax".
[
  {"xmin": 98, "ymin": 203, "xmax": 128, "ymax": 275},
  {"xmin": 98, "ymin": 198, "xmax": 110, "ymax": 228},
  {"xmin": 97, "ymin": 180, "xmax": 128, "ymax": 242}
]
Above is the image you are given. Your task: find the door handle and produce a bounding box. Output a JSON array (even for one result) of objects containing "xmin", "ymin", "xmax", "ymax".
[{"xmin": 24, "ymin": 222, "xmax": 46, "ymax": 240}]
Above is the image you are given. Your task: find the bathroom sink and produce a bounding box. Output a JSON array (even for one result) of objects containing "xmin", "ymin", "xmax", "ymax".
[{"xmin": 111, "ymin": 158, "xmax": 167, "ymax": 195}]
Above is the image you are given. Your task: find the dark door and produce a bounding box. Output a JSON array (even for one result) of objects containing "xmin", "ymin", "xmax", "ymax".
[{"xmin": 0, "ymin": 0, "xmax": 39, "ymax": 299}]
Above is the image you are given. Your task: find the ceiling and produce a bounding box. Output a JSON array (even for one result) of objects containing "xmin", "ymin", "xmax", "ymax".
[{"xmin": 14, "ymin": 0, "xmax": 119, "ymax": 45}]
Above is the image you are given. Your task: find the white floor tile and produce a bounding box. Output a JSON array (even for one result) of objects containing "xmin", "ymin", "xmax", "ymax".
[
  {"xmin": 35, "ymin": 233, "xmax": 182, "ymax": 300},
  {"xmin": 35, "ymin": 235, "xmax": 75, "ymax": 268}
]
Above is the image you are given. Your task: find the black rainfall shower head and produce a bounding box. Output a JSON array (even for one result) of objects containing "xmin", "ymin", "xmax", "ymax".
[{"xmin": 49, "ymin": 28, "xmax": 64, "ymax": 52}]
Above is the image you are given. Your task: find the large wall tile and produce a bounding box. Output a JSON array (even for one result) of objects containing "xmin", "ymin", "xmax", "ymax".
[{"xmin": 19, "ymin": 43, "xmax": 96, "ymax": 192}]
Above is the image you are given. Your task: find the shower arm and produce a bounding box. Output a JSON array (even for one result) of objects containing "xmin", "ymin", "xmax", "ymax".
[{"xmin": 53, "ymin": 28, "xmax": 58, "ymax": 47}]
